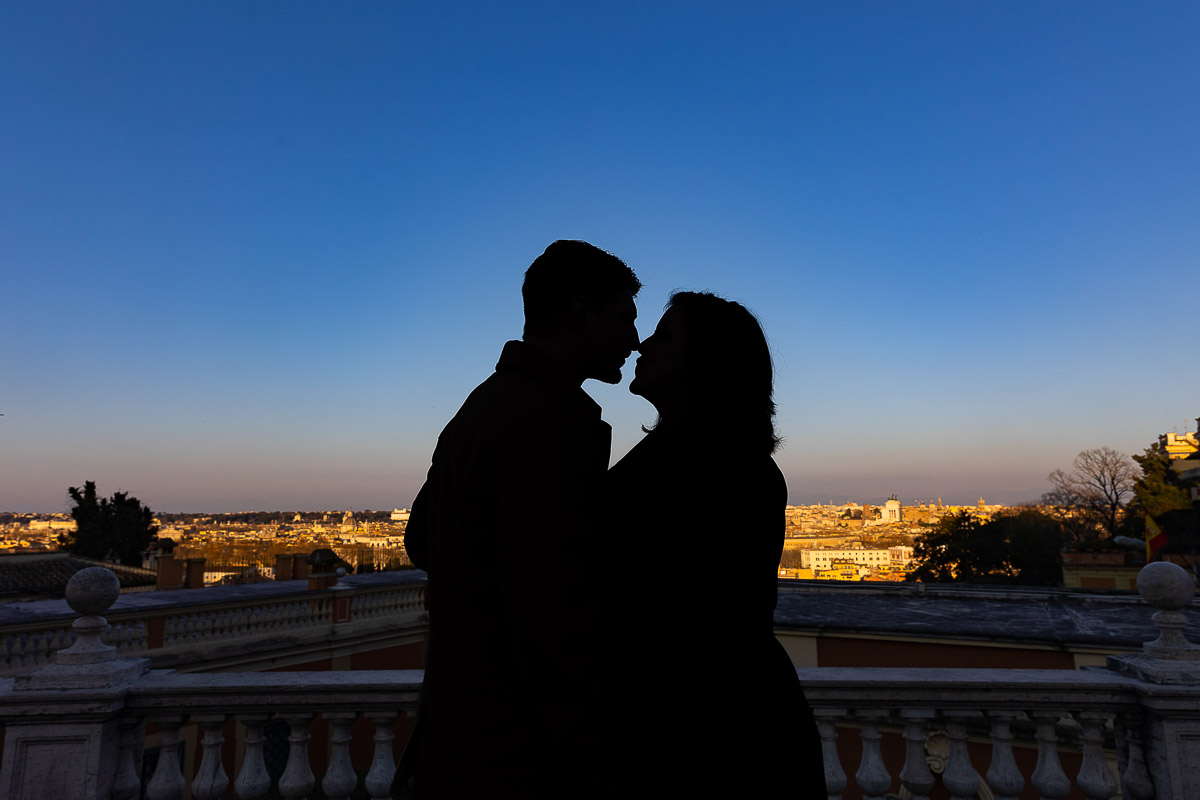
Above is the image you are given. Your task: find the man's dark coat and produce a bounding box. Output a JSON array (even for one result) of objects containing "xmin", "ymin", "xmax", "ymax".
[{"xmin": 403, "ymin": 340, "xmax": 610, "ymax": 798}]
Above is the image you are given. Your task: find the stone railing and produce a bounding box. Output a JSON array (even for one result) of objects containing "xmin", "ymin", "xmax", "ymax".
[
  {"xmin": 0, "ymin": 569, "xmax": 426, "ymax": 676},
  {"xmin": 802, "ymin": 668, "xmax": 1139, "ymax": 799},
  {"xmin": 2, "ymin": 562, "xmax": 1199, "ymax": 799}
]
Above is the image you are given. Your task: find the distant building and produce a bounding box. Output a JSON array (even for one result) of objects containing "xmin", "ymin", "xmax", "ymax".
[
  {"xmin": 27, "ymin": 520, "xmax": 75, "ymax": 531},
  {"xmin": 1160, "ymin": 426, "xmax": 1199, "ymax": 460},
  {"xmin": 815, "ymin": 559, "xmax": 868, "ymax": 581},
  {"xmin": 881, "ymin": 496, "xmax": 901, "ymax": 523},
  {"xmin": 802, "ymin": 548, "xmax": 894, "ymax": 572}
]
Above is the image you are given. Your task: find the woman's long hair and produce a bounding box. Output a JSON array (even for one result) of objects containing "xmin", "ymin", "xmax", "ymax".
[{"xmin": 653, "ymin": 291, "xmax": 780, "ymax": 455}]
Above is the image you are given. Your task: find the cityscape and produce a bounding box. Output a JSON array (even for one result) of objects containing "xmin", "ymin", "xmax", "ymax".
[{"xmin": 3, "ymin": 412, "xmax": 1196, "ymax": 597}]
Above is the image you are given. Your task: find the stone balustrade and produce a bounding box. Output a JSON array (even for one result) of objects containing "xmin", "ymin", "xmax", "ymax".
[
  {"xmin": 0, "ymin": 569, "xmax": 427, "ymax": 676},
  {"xmin": 801, "ymin": 668, "xmax": 1138, "ymax": 799},
  {"xmin": 1, "ymin": 562, "xmax": 1199, "ymax": 799}
]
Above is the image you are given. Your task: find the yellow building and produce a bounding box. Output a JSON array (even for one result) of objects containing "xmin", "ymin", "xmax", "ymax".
[{"xmin": 1160, "ymin": 419, "xmax": 1199, "ymax": 459}]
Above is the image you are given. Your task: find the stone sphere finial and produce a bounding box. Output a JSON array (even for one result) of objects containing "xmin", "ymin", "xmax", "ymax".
[
  {"xmin": 1137, "ymin": 561, "xmax": 1200, "ymax": 661},
  {"xmin": 1139, "ymin": 561, "xmax": 1196, "ymax": 611},
  {"xmin": 65, "ymin": 567, "xmax": 121, "ymax": 617}
]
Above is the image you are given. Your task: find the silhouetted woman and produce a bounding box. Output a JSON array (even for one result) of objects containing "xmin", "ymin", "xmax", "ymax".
[{"xmin": 606, "ymin": 291, "xmax": 823, "ymax": 797}]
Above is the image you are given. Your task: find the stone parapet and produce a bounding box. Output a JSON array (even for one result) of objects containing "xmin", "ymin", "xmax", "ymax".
[
  {"xmin": 0, "ymin": 569, "xmax": 428, "ymax": 676},
  {"xmin": 4, "ymin": 562, "xmax": 1200, "ymax": 798}
]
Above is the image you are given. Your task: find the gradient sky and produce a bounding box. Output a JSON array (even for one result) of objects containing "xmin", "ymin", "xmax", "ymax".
[{"xmin": 3, "ymin": 2, "xmax": 1197, "ymax": 513}]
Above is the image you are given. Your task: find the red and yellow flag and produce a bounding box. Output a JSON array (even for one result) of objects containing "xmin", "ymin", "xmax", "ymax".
[{"xmin": 1146, "ymin": 515, "xmax": 1168, "ymax": 562}]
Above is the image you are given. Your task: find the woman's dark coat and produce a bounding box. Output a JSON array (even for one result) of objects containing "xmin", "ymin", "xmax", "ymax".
[{"xmin": 605, "ymin": 423, "xmax": 824, "ymax": 797}]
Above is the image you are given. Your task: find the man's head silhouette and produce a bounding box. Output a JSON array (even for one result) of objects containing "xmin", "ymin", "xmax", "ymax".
[{"xmin": 522, "ymin": 240, "xmax": 642, "ymax": 385}]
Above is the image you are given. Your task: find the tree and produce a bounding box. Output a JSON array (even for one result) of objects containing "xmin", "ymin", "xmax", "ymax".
[
  {"xmin": 1131, "ymin": 442, "xmax": 1200, "ymax": 570},
  {"xmin": 1132, "ymin": 443, "xmax": 1193, "ymax": 520},
  {"xmin": 64, "ymin": 481, "xmax": 158, "ymax": 566},
  {"xmin": 908, "ymin": 509, "xmax": 1065, "ymax": 586},
  {"xmin": 1042, "ymin": 447, "xmax": 1138, "ymax": 542}
]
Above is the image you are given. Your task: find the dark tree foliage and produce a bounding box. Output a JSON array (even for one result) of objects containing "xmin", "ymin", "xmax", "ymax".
[
  {"xmin": 1132, "ymin": 443, "xmax": 1193, "ymax": 519},
  {"xmin": 1131, "ymin": 442, "xmax": 1200, "ymax": 568},
  {"xmin": 908, "ymin": 509, "xmax": 1065, "ymax": 586},
  {"xmin": 65, "ymin": 481, "xmax": 158, "ymax": 566}
]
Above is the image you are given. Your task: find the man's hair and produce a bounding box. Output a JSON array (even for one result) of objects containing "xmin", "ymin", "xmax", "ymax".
[{"xmin": 522, "ymin": 240, "xmax": 642, "ymax": 337}]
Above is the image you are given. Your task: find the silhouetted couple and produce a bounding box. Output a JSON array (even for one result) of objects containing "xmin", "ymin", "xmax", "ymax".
[{"xmin": 401, "ymin": 241, "xmax": 823, "ymax": 798}]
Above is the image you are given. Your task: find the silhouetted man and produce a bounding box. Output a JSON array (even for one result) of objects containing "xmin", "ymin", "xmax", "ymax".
[{"xmin": 401, "ymin": 241, "xmax": 641, "ymax": 798}]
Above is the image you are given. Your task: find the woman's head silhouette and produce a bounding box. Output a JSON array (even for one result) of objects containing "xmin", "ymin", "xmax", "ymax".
[{"xmin": 633, "ymin": 290, "xmax": 779, "ymax": 454}]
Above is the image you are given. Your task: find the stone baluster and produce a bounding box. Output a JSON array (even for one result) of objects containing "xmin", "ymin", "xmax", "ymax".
[
  {"xmin": 942, "ymin": 710, "xmax": 981, "ymax": 800},
  {"xmin": 1076, "ymin": 711, "xmax": 1118, "ymax": 800},
  {"xmin": 855, "ymin": 708, "xmax": 892, "ymax": 800},
  {"xmin": 365, "ymin": 711, "xmax": 399, "ymax": 799},
  {"xmin": 234, "ymin": 714, "xmax": 273, "ymax": 800},
  {"xmin": 985, "ymin": 710, "xmax": 1024, "ymax": 800},
  {"xmin": 898, "ymin": 708, "xmax": 935, "ymax": 800},
  {"xmin": 198, "ymin": 610, "xmax": 213, "ymax": 640},
  {"xmin": 12, "ymin": 632, "xmax": 25, "ymax": 669},
  {"xmin": 145, "ymin": 715, "xmax": 187, "ymax": 800},
  {"xmin": 111, "ymin": 716, "xmax": 145, "ymax": 800},
  {"xmin": 1116, "ymin": 711, "xmax": 1155, "ymax": 800},
  {"xmin": 1030, "ymin": 711, "xmax": 1072, "ymax": 800},
  {"xmin": 278, "ymin": 713, "xmax": 316, "ymax": 799},
  {"xmin": 322, "ymin": 711, "xmax": 359, "ymax": 800},
  {"xmin": 51, "ymin": 627, "xmax": 67, "ymax": 654},
  {"xmin": 33, "ymin": 629, "xmax": 50, "ymax": 666},
  {"xmin": 813, "ymin": 708, "xmax": 848, "ymax": 800},
  {"xmin": 21, "ymin": 632, "xmax": 34, "ymax": 667},
  {"xmin": 192, "ymin": 713, "xmax": 230, "ymax": 800}
]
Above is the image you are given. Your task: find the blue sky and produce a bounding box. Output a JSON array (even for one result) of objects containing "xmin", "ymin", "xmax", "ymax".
[{"xmin": 2, "ymin": 2, "xmax": 1197, "ymax": 513}]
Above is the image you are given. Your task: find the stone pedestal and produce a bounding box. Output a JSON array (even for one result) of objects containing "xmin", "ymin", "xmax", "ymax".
[
  {"xmin": 0, "ymin": 567, "xmax": 150, "ymax": 800},
  {"xmin": 1107, "ymin": 561, "xmax": 1200, "ymax": 800}
]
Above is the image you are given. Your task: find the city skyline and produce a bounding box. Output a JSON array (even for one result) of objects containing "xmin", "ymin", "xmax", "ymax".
[{"xmin": 3, "ymin": 3, "xmax": 1197, "ymax": 513}]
